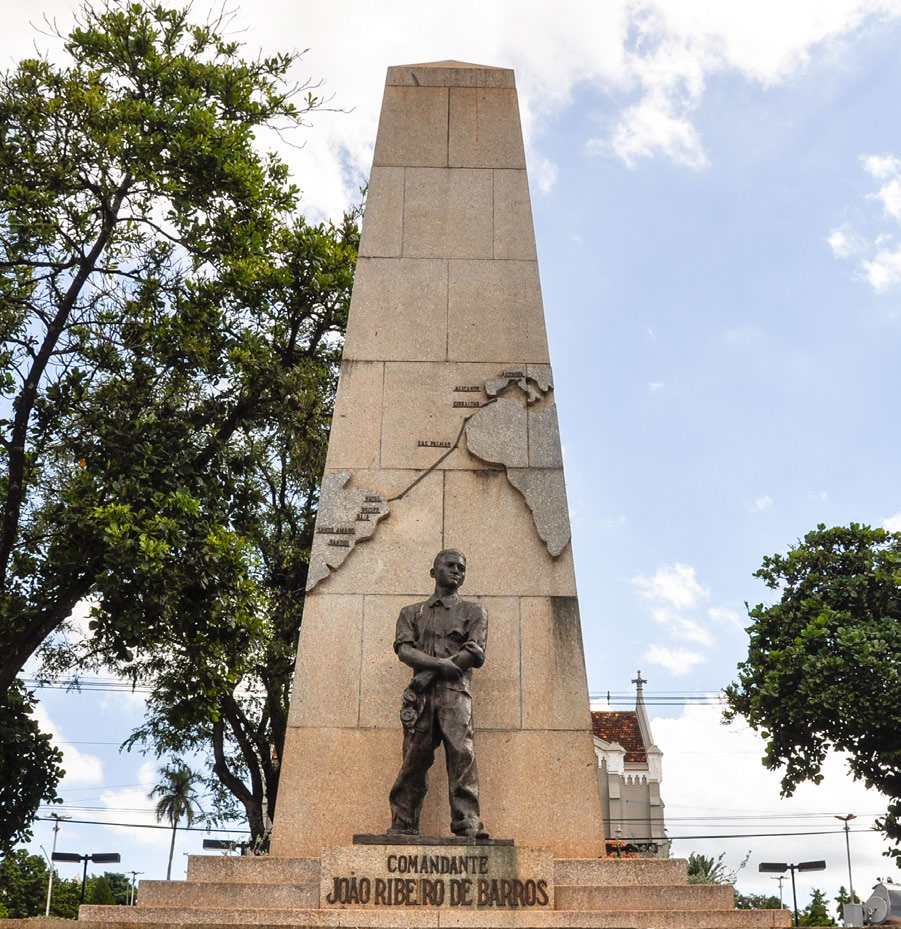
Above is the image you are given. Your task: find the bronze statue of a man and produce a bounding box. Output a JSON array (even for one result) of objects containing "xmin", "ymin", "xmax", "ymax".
[{"xmin": 388, "ymin": 549, "xmax": 489, "ymax": 838}]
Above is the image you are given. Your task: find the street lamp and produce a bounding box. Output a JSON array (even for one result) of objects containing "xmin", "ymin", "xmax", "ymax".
[
  {"xmin": 52, "ymin": 852, "xmax": 121, "ymax": 903},
  {"xmin": 836, "ymin": 814, "xmax": 857, "ymax": 901},
  {"xmin": 771, "ymin": 875, "xmax": 785, "ymax": 906},
  {"xmin": 127, "ymin": 871, "xmax": 144, "ymax": 906},
  {"xmin": 44, "ymin": 813, "xmax": 71, "ymax": 917},
  {"xmin": 760, "ymin": 860, "xmax": 827, "ymax": 927}
]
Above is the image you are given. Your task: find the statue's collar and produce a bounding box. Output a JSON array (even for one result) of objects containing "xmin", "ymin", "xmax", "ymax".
[{"xmin": 426, "ymin": 592, "xmax": 461, "ymax": 609}]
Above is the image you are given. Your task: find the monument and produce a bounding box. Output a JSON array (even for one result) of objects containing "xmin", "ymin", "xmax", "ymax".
[{"xmin": 73, "ymin": 60, "xmax": 791, "ymax": 929}]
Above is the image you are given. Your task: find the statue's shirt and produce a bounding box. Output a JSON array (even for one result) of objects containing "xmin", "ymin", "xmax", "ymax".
[{"xmin": 394, "ymin": 593, "xmax": 488, "ymax": 695}]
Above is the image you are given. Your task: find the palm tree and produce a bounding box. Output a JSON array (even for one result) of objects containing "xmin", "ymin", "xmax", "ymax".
[{"xmin": 151, "ymin": 763, "xmax": 202, "ymax": 880}]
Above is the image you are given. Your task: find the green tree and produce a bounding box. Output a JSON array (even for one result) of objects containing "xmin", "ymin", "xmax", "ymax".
[
  {"xmin": 0, "ymin": 0, "xmax": 348, "ymax": 849},
  {"xmin": 724, "ymin": 524, "xmax": 901, "ymax": 856},
  {"xmin": 799, "ymin": 888, "xmax": 836, "ymax": 926},
  {"xmin": 0, "ymin": 848, "xmax": 80, "ymax": 918},
  {"xmin": 0, "ymin": 681, "xmax": 65, "ymax": 850},
  {"xmin": 151, "ymin": 762, "xmax": 202, "ymax": 880},
  {"xmin": 121, "ymin": 210, "xmax": 357, "ymax": 846},
  {"xmin": 686, "ymin": 851, "xmax": 749, "ymax": 885},
  {"xmin": 96, "ymin": 871, "xmax": 132, "ymax": 906},
  {"xmin": 734, "ymin": 891, "xmax": 783, "ymax": 909},
  {"xmin": 86, "ymin": 875, "xmax": 115, "ymax": 905}
]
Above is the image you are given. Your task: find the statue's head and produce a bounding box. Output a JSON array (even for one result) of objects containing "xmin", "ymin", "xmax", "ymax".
[{"xmin": 431, "ymin": 549, "xmax": 466, "ymax": 590}]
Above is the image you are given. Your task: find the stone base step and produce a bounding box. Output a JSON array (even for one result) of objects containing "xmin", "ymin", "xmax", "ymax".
[
  {"xmin": 76, "ymin": 905, "xmax": 792, "ymax": 928},
  {"xmin": 556, "ymin": 884, "xmax": 735, "ymax": 911},
  {"xmin": 554, "ymin": 859, "xmax": 689, "ymax": 886},
  {"xmin": 187, "ymin": 856, "xmax": 320, "ymax": 884},
  {"xmin": 139, "ymin": 881, "xmax": 319, "ymax": 909}
]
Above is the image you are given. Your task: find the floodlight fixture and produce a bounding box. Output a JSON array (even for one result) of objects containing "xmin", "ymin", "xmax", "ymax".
[
  {"xmin": 49, "ymin": 851, "xmax": 122, "ymax": 902},
  {"xmin": 758, "ymin": 859, "xmax": 828, "ymax": 926}
]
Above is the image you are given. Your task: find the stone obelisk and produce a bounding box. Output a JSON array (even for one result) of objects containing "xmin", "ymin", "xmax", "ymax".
[{"xmin": 270, "ymin": 61, "xmax": 605, "ymax": 859}]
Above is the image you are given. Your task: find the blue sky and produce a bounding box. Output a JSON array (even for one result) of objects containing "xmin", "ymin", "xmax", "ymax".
[{"xmin": 3, "ymin": 0, "xmax": 901, "ymax": 910}]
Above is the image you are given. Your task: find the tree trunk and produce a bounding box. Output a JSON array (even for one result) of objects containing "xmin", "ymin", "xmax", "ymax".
[{"xmin": 166, "ymin": 818, "xmax": 178, "ymax": 880}]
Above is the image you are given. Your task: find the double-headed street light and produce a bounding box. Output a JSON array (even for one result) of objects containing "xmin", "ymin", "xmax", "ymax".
[
  {"xmin": 760, "ymin": 860, "xmax": 827, "ymax": 927},
  {"xmin": 52, "ymin": 852, "xmax": 121, "ymax": 903}
]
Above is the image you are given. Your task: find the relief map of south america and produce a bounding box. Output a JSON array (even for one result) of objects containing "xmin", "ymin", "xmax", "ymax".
[{"xmin": 306, "ymin": 366, "xmax": 570, "ymax": 591}]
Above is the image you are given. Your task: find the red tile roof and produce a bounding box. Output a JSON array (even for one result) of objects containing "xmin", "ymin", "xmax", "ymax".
[{"xmin": 591, "ymin": 711, "xmax": 646, "ymax": 763}]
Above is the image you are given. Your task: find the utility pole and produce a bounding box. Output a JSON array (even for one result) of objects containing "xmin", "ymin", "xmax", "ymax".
[
  {"xmin": 772, "ymin": 875, "xmax": 785, "ymax": 906},
  {"xmin": 44, "ymin": 813, "xmax": 71, "ymax": 917},
  {"xmin": 836, "ymin": 814, "xmax": 857, "ymax": 901},
  {"xmin": 128, "ymin": 871, "xmax": 144, "ymax": 906}
]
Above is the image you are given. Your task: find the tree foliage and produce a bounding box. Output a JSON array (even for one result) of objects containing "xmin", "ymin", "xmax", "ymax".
[
  {"xmin": 0, "ymin": 682, "xmax": 65, "ymax": 851},
  {"xmin": 686, "ymin": 852, "xmax": 748, "ymax": 885},
  {"xmin": 734, "ymin": 891, "xmax": 782, "ymax": 910},
  {"xmin": 799, "ymin": 888, "xmax": 836, "ymax": 927},
  {"xmin": 0, "ymin": 0, "xmax": 356, "ymax": 848},
  {"xmin": 0, "ymin": 850, "xmax": 129, "ymax": 917},
  {"xmin": 121, "ymin": 211, "xmax": 357, "ymax": 845},
  {"xmin": 724, "ymin": 524, "xmax": 901, "ymax": 857}
]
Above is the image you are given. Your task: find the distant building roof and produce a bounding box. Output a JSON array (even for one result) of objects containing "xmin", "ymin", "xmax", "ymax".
[{"xmin": 591, "ymin": 710, "xmax": 647, "ymax": 763}]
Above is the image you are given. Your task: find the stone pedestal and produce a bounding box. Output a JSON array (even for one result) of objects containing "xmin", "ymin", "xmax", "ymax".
[{"xmin": 70, "ymin": 852, "xmax": 793, "ymax": 928}]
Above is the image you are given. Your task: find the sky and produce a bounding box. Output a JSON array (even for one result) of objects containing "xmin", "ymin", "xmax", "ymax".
[{"xmin": 3, "ymin": 0, "xmax": 901, "ymax": 914}]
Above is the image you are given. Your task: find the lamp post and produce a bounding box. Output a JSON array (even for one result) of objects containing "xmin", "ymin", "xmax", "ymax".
[
  {"xmin": 52, "ymin": 852, "xmax": 121, "ymax": 903},
  {"xmin": 760, "ymin": 860, "xmax": 827, "ymax": 927},
  {"xmin": 836, "ymin": 814, "xmax": 857, "ymax": 901},
  {"xmin": 44, "ymin": 813, "xmax": 71, "ymax": 917},
  {"xmin": 127, "ymin": 871, "xmax": 144, "ymax": 906},
  {"xmin": 772, "ymin": 875, "xmax": 785, "ymax": 906}
]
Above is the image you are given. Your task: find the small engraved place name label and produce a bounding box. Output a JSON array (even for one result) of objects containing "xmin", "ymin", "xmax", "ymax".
[
  {"xmin": 418, "ymin": 440, "xmax": 452, "ymax": 448},
  {"xmin": 361, "ymin": 506, "xmax": 381, "ymax": 514},
  {"xmin": 356, "ymin": 514, "xmax": 371, "ymax": 521},
  {"xmin": 317, "ymin": 527, "xmax": 355, "ymax": 535},
  {"xmin": 454, "ymin": 386, "xmax": 481, "ymax": 392},
  {"xmin": 453, "ymin": 401, "xmax": 481, "ymax": 408},
  {"xmin": 502, "ymin": 369, "xmax": 525, "ymax": 378},
  {"xmin": 364, "ymin": 495, "xmax": 381, "ymax": 503},
  {"xmin": 328, "ymin": 539, "xmax": 351, "ymax": 548}
]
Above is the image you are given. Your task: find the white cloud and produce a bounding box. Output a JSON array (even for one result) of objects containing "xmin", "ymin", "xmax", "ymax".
[
  {"xmin": 32, "ymin": 704, "xmax": 103, "ymax": 787},
  {"xmin": 863, "ymin": 245, "xmax": 901, "ymax": 291},
  {"xmin": 862, "ymin": 153, "xmax": 901, "ymax": 219},
  {"xmin": 533, "ymin": 157, "xmax": 559, "ymax": 194},
  {"xmin": 748, "ymin": 494, "xmax": 773, "ymax": 512},
  {"xmin": 97, "ymin": 761, "xmax": 178, "ymax": 854},
  {"xmin": 827, "ymin": 226, "xmax": 864, "ymax": 259},
  {"xmin": 883, "ymin": 513, "xmax": 901, "ymax": 532},
  {"xmin": 648, "ymin": 381, "xmax": 665, "ymax": 392},
  {"xmin": 654, "ymin": 700, "xmax": 894, "ymax": 904},
  {"xmin": 634, "ymin": 563, "xmax": 710, "ymax": 609},
  {"xmin": 707, "ymin": 606, "xmax": 744, "ymax": 629},
  {"xmin": 3, "ymin": 1, "xmax": 900, "ymax": 213},
  {"xmin": 643, "ymin": 643, "xmax": 706, "ymax": 675}
]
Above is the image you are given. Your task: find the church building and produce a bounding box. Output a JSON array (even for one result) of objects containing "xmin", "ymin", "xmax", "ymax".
[{"xmin": 591, "ymin": 673, "xmax": 669, "ymax": 857}]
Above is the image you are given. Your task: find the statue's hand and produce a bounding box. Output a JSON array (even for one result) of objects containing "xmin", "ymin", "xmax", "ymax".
[{"xmin": 437, "ymin": 658, "xmax": 463, "ymax": 679}]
